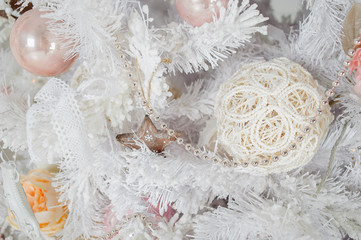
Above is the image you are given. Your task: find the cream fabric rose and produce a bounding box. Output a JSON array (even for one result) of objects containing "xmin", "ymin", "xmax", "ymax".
[{"xmin": 7, "ymin": 169, "xmax": 68, "ymax": 237}]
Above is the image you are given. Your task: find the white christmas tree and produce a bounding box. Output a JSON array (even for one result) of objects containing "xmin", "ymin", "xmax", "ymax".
[{"xmin": 0, "ymin": 0, "xmax": 361, "ymax": 240}]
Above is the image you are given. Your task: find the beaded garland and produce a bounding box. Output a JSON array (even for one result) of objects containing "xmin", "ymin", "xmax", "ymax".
[
  {"xmin": 112, "ymin": 47, "xmax": 349, "ymax": 174},
  {"xmin": 111, "ymin": 35, "xmax": 361, "ymax": 176},
  {"xmin": 98, "ymin": 29, "xmax": 361, "ymax": 240}
]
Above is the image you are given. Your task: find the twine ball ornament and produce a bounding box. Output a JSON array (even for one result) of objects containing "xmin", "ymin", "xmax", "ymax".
[{"xmin": 215, "ymin": 58, "xmax": 334, "ymax": 174}]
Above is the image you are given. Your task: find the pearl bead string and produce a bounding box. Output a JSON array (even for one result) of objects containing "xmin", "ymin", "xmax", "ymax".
[
  {"xmin": 99, "ymin": 213, "xmax": 158, "ymax": 240},
  {"xmin": 98, "ymin": 30, "xmax": 361, "ymax": 240},
  {"xmin": 114, "ymin": 35, "xmax": 358, "ymax": 169}
]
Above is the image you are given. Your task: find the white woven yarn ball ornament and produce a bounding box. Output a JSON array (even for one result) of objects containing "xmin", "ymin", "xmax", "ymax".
[{"xmin": 215, "ymin": 58, "xmax": 334, "ymax": 174}]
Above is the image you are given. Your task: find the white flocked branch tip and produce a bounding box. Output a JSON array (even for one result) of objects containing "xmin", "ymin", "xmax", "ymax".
[{"xmin": 127, "ymin": 0, "xmax": 268, "ymax": 74}]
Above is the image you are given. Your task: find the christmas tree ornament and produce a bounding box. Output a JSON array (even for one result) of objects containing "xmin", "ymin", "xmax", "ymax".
[
  {"xmin": 175, "ymin": 0, "xmax": 229, "ymax": 27},
  {"xmin": 10, "ymin": 8, "xmax": 77, "ymax": 77},
  {"xmin": 7, "ymin": 169, "xmax": 68, "ymax": 237},
  {"xmin": 4, "ymin": 1, "xmax": 361, "ymax": 238},
  {"xmin": 117, "ymin": 51, "xmax": 337, "ymax": 175},
  {"xmin": 0, "ymin": 156, "xmax": 42, "ymax": 240},
  {"xmin": 116, "ymin": 115, "xmax": 179, "ymax": 153},
  {"xmin": 214, "ymin": 58, "xmax": 334, "ymax": 174}
]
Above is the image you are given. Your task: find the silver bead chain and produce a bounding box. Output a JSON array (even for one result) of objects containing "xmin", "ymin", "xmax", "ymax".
[{"xmin": 113, "ymin": 36, "xmax": 359, "ymax": 169}]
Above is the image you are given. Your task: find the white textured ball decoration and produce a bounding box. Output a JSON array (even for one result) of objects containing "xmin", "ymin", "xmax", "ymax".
[{"xmin": 215, "ymin": 58, "xmax": 334, "ymax": 174}]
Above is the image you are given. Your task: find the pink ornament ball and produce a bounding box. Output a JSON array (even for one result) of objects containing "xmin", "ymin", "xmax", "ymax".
[
  {"xmin": 10, "ymin": 9, "xmax": 77, "ymax": 77},
  {"xmin": 175, "ymin": 0, "xmax": 229, "ymax": 27}
]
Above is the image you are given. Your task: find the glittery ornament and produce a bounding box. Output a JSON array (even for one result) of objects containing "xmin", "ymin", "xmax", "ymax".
[
  {"xmin": 10, "ymin": 9, "xmax": 77, "ymax": 76},
  {"xmin": 116, "ymin": 115, "xmax": 179, "ymax": 153},
  {"xmin": 175, "ymin": 0, "xmax": 229, "ymax": 27}
]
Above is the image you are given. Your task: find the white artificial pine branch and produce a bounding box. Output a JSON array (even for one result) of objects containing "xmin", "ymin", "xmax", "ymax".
[
  {"xmin": 0, "ymin": 18, "xmax": 11, "ymax": 46},
  {"xmin": 154, "ymin": 0, "xmax": 268, "ymax": 73},
  {"xmin": 0, "ymin": 49, "xmax": 42, "ymax": 152},
  {"xmin": 97, "ymin": 149, "xmax": 146, "ymax": 221},
  {"xmin": 0, "ymin": 90, "xmax": 28, "ymax": 152},
  {"xmin": 125, "ymin": 143, "xmax": 265, "ymax": 214},
  {"xmin": 0, "ymin": 0, "xmax": 361, "ymax": 239},
  {"xmin": 162, "ymin": 79, "xmax": 215, "ymax": 122},
  {"xmin": 161, "ymin": 41, "xmax": 266, "ymax": 143},
  {"xmin": 295, "ymin": 0, "xmax": 350, "ymax": 64},
  {"xmin": 27, "ymin": 79, "xmax": 108, "ymax": 239},
  {"xmin": 70, "ymin": 58, "xmax": 135, "ymax": 146},
  {"xmin": 192, "ymin": 173, "xmax": 361, "ymax": 240},
  {"xmin": 290, "ymin": 0, "xmax": 352, "ymax": 69},
  {"xmin": 127, "ymin": 10, "xmax": 172, "ymax": 111},
  {"xmin": 39, "ymin": 0, "xmax": 128, "ymax": 61}
]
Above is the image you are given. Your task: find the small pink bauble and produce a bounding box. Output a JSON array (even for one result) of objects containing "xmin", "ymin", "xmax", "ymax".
[
  {"xmin": 175, "ymin": 0, "xmax": 229, "ymax": 27},
  {"xmin": 10, "ymin": 9, "xmax": 77, "ymax": 77}
]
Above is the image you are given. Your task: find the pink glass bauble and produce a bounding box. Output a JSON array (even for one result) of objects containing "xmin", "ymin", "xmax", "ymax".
[
  {"xmin": 175, "ymin": 0, "xmax": 229, "ymax": 27},
  {"xmin": 10, "ymin": 9, "xmax": 77, "ymax": 77}
]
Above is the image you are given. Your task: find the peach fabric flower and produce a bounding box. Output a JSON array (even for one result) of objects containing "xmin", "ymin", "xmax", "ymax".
[{"xmin": 7, "ymin": 169, "xmax": 68, "ymax": 237}]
